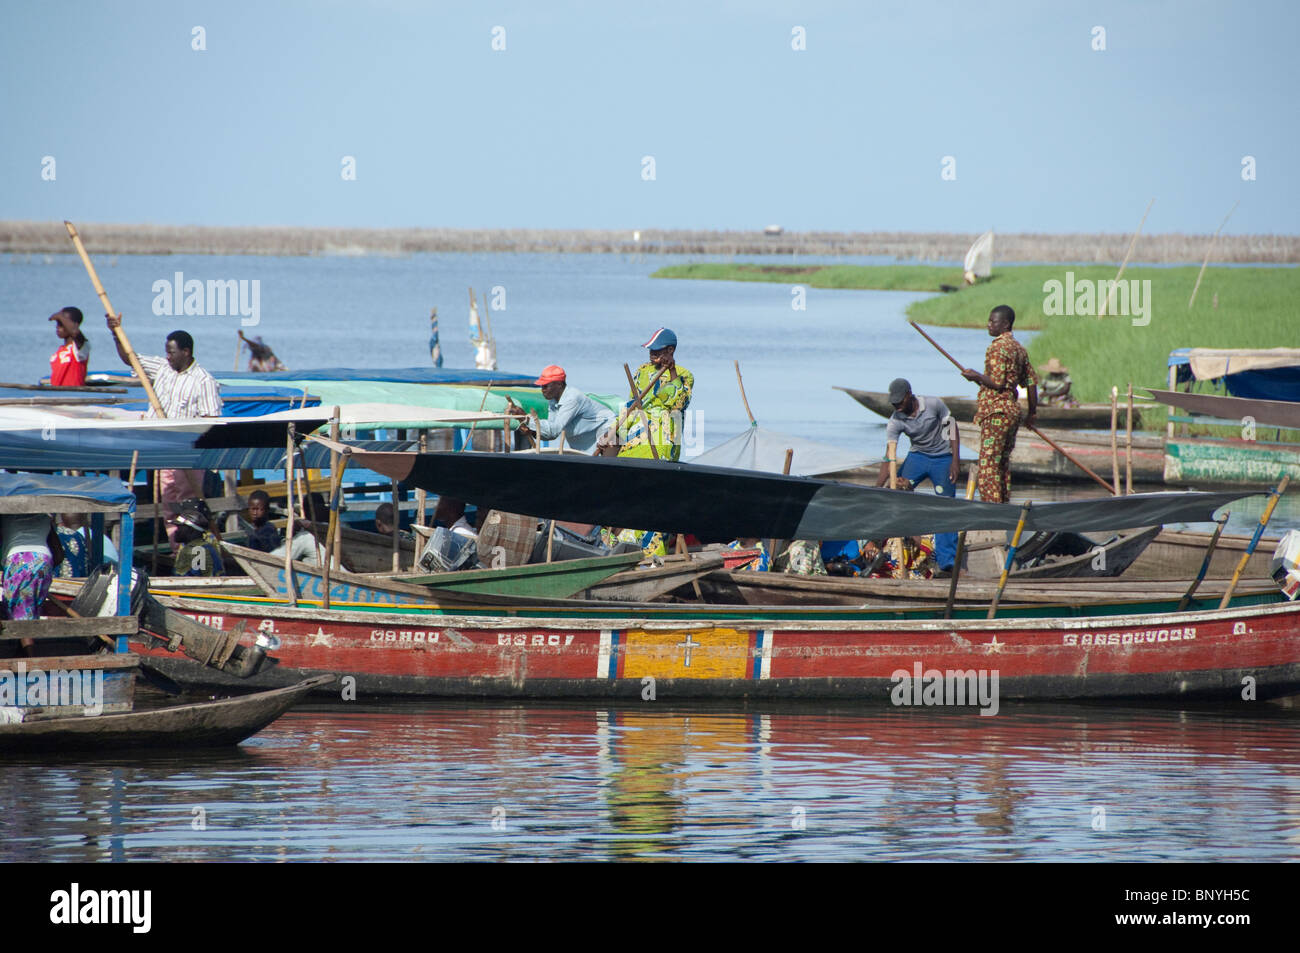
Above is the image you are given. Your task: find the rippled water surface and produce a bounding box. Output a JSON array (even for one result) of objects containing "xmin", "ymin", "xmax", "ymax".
[{"xmin": 4, "ymin": 701, "xmax": 1298, "ymax": 862}]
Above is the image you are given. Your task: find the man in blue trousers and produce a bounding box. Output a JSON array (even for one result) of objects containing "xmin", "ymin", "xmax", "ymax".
[{"xmin": 875, "ymin": 378, "xmax": 961, "ymax": 575}]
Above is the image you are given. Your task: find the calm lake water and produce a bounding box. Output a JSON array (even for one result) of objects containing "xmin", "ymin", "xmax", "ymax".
[
  {"xmin": 3, "ymin": 700, "xmax": 1298, "ymax": 863},
  {"xmin": 2, "ymin": 251, "xmax": 1298, "ymax": 863}
]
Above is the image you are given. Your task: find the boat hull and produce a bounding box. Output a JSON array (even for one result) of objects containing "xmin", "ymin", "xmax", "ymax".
[
  {"xmin": 141, "ymin": 596, "xmax": 1300, "ymax": 703},
  {"xmin": 835, "ymin": 387, "xmax": 1141, "ymax": 430}
]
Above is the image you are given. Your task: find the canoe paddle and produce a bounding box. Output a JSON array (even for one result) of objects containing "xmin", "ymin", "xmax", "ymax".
[{"xmin": 908, "ymin": 320, "xmax": 1117, "ymax": 494}]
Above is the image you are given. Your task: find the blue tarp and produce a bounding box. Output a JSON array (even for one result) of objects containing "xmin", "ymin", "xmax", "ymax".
[
  {"xmin": 1168, "ymin": 348, "xmax": 1300, "ymax": 402},
  {"xmin": 0, "ymin": 472, "xmax": 135, "ymax": 510},
  {"xmin": 210, "ymin": 366, "xmax": 536, "ymax": 386}
]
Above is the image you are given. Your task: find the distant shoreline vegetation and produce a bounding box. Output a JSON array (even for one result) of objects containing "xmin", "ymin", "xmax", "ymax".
[
  {"xmin": 655, "ymin": 261, "xmax": 1300, "ymax": 420},
  {"xmin": 2, "ymin": 221, "xmax": 1298, "ymax": 263}
]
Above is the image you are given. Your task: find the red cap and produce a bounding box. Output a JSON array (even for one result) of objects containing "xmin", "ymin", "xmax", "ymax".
[{"xmin": 535, "ymin": 365, "xmax": 566, "ymax": 386}]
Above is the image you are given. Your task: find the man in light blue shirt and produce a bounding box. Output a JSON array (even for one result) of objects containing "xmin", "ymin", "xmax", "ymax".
[{"xmin": 515, "ymin": 365, "xmax": 615, "ymax": 454}]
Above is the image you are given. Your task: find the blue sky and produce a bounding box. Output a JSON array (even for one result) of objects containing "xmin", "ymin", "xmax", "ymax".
[{"xmin": 2, "ymin": 0, "xmax": 1295, "ymax": 234}]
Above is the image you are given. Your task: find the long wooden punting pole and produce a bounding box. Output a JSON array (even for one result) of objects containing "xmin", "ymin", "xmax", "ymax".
[
  {"xmin": 607, "ymin": 364, "xmax": 668, "ymax": 448},
  {"xmin": 284, "ymin": 424, "xmax": 298, "ymax": 607},
  {"xmin": 735, "ymin": 360, "xmax": 757, "ymax": 425},
  {"xmin": 1178, "ymin": 514, "xmax": 1228, "ymax": 612},
  {"xmin": 987, "ymin": 501, "xmax": 1031, "ymax": 620},
  {"xmin": 1189, "ymin": 200, "xmax": 1239, "ymax": 309},
  {"xmin": 1098, "ymin": 198, "xmax": 1153, "ymax": 318},
  {"xmin": 943, "ymin": 469, "xmax": 978, "ymax": 620},
  {"xmin": 886, "ymin": 441, "xmax": 906, "ymax": 578},
  {"xmin": 64, "ymin": 221, "xmax": 164, "ymax": 416},
  {"xmin": 908, "ymin": 321, "xmax": 1117, "ymax": 493},
  {"xmin": 1219, "ymin": 475, "xmax": 1290, "ymax": 609},
  {"xmin": 622, "ymin": 363, "xmax": 661, "ymax": 461}
]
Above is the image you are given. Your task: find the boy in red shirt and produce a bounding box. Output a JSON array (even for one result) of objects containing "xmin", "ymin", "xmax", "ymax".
[{"xmin": 49, "ymin": 307, "xmax": 90, "ymax": 387}]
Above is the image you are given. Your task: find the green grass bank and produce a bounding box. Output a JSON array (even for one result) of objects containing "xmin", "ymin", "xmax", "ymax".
[{"xmin": 653, "ymin": 263, "xmax": 1300, "ymax": 418}]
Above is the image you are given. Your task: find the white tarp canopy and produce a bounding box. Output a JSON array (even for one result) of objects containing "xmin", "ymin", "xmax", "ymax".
[
  {"xmin": 1184, "ymin": 348, "xmax": 1300, "ymax": 381},
  {"xmin": 689, "ymin": 425, "xmax": 875, "ymax": 477}
]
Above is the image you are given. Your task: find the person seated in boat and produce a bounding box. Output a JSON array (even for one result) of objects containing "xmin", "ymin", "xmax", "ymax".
[
  {"xmin": 861, "ymin": 536, "xmax": 937, "ymax": 579},
  {"xmin": 49, "ymin": 306, "xmax": 90, "ymax": 387},
  {"xmin": 599, "ymin": 328, "xmax": 693, "ymax": 461},
  {"xmin": 874, "ymin": 378, "xmax": 959, "ymax": 575},
  {"xmin": 243, "ymin": 490, "xmax": 282, "ymax": 553},
  {"xmin": 601, "ymin": 527, "xmax": 667, "ymax": 558},
  {"xmin": 774, "ymin": 540, "xmax": 827, "ymax": 576},
  {"xmin": 54, "ymin": 513, "xmax": 119, "ymax": 575},
  {"xmin": 508, "ymin": 365, "xmax": 616, "ymax": 454},
  {"xmin": 171, "ymin": 508, "xmax": 225, "ymax": 577},
  {"xmin": 1039, "ymin": 358, "xmax": 1078, "ymax": 407},
  {"xmin": 726, "ymin": 538, "xmax": 769, "ymax": 572},
  {"xmin": 433, "ymin": 497, "xmax": 477, "ymax": 540}
]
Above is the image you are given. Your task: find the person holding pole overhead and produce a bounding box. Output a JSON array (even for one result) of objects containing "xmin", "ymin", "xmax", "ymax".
[
  {"xmin": 874, "ymin": 378, "xmax": 960, "ymax": 574},
  {"xmin": 960, "ymin": 305, "xmax": 1038, "ymax": 503},
  {"xmin": 600, "ymin": 328, "xmax": 694, "ymax": 461}
]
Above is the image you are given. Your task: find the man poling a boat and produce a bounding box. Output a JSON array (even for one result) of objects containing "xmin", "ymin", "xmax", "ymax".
[
  {"xmin": 599, "ymin": 327, "xmax": 693, "ymax": 461},
  {"xmin": 874, "ymin": 377, "xmax": 960, "ymax": 574},
  {"xmin": 510, "ymin": 364, "xmax": 615, "ymax": 454},
  {"xmin": 960, "ymin": 305, "xmax": 1038, "ymax": 503}
]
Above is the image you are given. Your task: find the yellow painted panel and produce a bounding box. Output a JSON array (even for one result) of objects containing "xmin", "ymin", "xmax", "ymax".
[{"xmin": 622, "ymin": 628, "xmax": 750, "ymax": 679}]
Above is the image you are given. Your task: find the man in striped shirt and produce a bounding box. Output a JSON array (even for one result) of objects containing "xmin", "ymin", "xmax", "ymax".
[{"xmin": 106, "ymin": 316, "xmax": 224, "ymax": 547}]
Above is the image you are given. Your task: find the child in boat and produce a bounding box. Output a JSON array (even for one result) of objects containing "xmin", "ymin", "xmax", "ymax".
[
  {"xmin": 49, "ymin": 307, "xmax": 90, "ymax": 387},
  {"xmin": 244, "ymin": 490, "xmax": 282, "ymax": 553}
]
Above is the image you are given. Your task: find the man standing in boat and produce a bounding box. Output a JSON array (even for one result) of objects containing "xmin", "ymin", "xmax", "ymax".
[
  {"xmin": 106, "ymin": 315, "xmax": 223, "ymax": 547},
  {"xmin": 609, "ymin": 328, "xmax": 693, "ymax": 461},
  {"xmin": 961, "ymin": 305, "xmax": 1037, "ymax": 503},
  {"xmin": 509, "ymin": 365, "xmax": 615, "ymax": 454},
  {"xmin": 874, "ymin": 378, "xmax": 959, "ymax": 574}
]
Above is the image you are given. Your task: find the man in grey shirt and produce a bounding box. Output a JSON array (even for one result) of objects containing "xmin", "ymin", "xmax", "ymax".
[
  {"xmin": 513, "ymin": 365, "xmax": 615, "ymax": 454},
  {"xmin": 875, "ymin": 378, "xmax": 960, "ymax": 572}
]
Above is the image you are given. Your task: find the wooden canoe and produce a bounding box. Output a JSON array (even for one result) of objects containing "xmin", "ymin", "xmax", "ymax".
[
  {"xmin": 835, "ymin": 386, "xmax": 1142, "ymax": 430},
  {"xmin": 137, "ymin": 594, "xmax": 1300, "ymax": 702},
  {"xmin": 0, "ymin": 674, "xmax": 333, "ymax": 751},
  {"xmin": 222, "ymin": 541, "xmax": 647, "ymax": 606},
  {"xmin": 1124, "ymin": 529, "xmax": 1279, "ymax": 581},
  {"xmin": 955, "ymin": 421, "xmax": 1166, "ymax": 484},
  {"xmin": 583, "ymin": 552, "xmax": 726, "ymax": 602},
  {"xmin": 961, "ymin": 525, "xmax": 1162, "ymax": 579}
]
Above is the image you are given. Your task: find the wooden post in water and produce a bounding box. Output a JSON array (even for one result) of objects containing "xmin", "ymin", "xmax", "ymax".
[
  {"xmin": 1166, "ymin": 364, "xmax": 1178, "ymax": 440},
  {"xmin": 283, "ymin": 423, "xmax": 297, "ymax": 607},
  {"xmin": 151, "ymin": 470, "xmax": 161, "ymax": 576},
  {"xmin": 391, "ymin": 477, "xmax": 401, "ymax": 573},
  {"xmin": 1125, "ymin": 384, "xmax": 1134, "ymax": 494},
  {"xmin": 1109, "ymin": 386, "xmax": 1120, "ymax": 494}
]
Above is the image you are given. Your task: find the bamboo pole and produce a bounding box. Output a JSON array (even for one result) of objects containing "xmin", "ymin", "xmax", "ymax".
[
  {"xmin": 735, "ymin": 360, "xmax": 757, "ymax": 425},
  {"xmin": 322, "ymin": 408, "xmax": 340, "ymax": 609},
  {"xmin": 415, "ymin": 430, "xmax": 428, "ymax": 534},
  {"xmin": 1125, "ymin": 384, "xmax": 1134, "ymax": 494},
  {"xmin": 1109, "ymin": 386, "xmax": 1120, "ymax": 494},
  {"xmin": 1177, "ymin": 514, "xmax": 1228, "ymax": 612},
  {"xmin": 1098, "ymin": 199, "xmax": 1153, "ymax": 318},
  {"xmin": 623, "ymin": 363, "xmax": 660, "ymax": 460},
  {"xmin": 331, "ymin": 453, "xmax": 351, "ymax": 576},
  {"xmin": 988, "ymin": 501, "xmax": 1032, "ymax": 620},
  {"xmin": 1219, "ymin": 475, "xmax": 1290, "ymax": 609},
  {"xmin": 943, "ymin": 469, "xmax": 979, "ymax": 620},
  {"xmin": 608, "ymin": 365, "xmax": 668, "ymax": 449},
  {"xmin": 391, "ymin": 476, "xmax": 401, "ymax": 572},
  {"xmin": 151, "ymin": 470, "xmax": 161, "ymax": 575},
  {"xmin": 1189, "ymin": 201, "xmax": 1239, "ymax": 309},
  {"xmin": 283, "ymin": 424, "xmax": 297, "ymax": 607},
  {"xmin": 64, "ymin": 221, "xmax": 165, "ymax": 416},
  {"xmin": 459, "ymin": 381, "xmax": 495, "ymax": 452},
  {"xmin": 1166, "ymin": 364, "xmax": 1178, "ymax": 441},
  {"xmin": 887, "ymin": 440, "xmax": 906, "ymax": 578}
]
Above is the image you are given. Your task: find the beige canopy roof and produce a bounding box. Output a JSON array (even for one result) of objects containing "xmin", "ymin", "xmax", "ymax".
[{"xmin": 1185, "ymin": 348, "xmax": 1300, "ymax": 381}]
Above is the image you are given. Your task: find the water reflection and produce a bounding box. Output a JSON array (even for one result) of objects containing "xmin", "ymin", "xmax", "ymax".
[{"xmin": 2, "ymin": 701, "xmax": 1297, "ymax": 862}]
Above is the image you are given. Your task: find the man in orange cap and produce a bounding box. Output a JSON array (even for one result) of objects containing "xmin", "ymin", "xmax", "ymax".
[{"xmin": 513, "ymin": 365, "xmax": 616, "ymax": 454}]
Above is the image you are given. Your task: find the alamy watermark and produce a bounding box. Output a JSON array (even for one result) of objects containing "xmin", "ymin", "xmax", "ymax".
[
  {"xmin": 1042, "ymin": 271, "xmax": 1151, "ymax": 326},
  {"xmin": 890, "ymin": 662, "xmax": 1000, "ymax": 715},
  {"xmin": 152, "ymin": 271, "xmax": 260, "ymax": 327},
  {"xmin": 0, "ymin": 662, "xmax": 104, "ymax": 718}
]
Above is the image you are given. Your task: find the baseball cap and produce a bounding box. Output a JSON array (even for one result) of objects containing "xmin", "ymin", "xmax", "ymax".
[
  {"xmin": 888, "ymin": 378, "xmax": 912, "ymax": 404},
  {"xmin": 535, "ymin": 365, "xmax": 566, "ymax": 386},
  {"xmin": 643, "ymin": 327, "xmax": 677, "ymax": 350}
]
